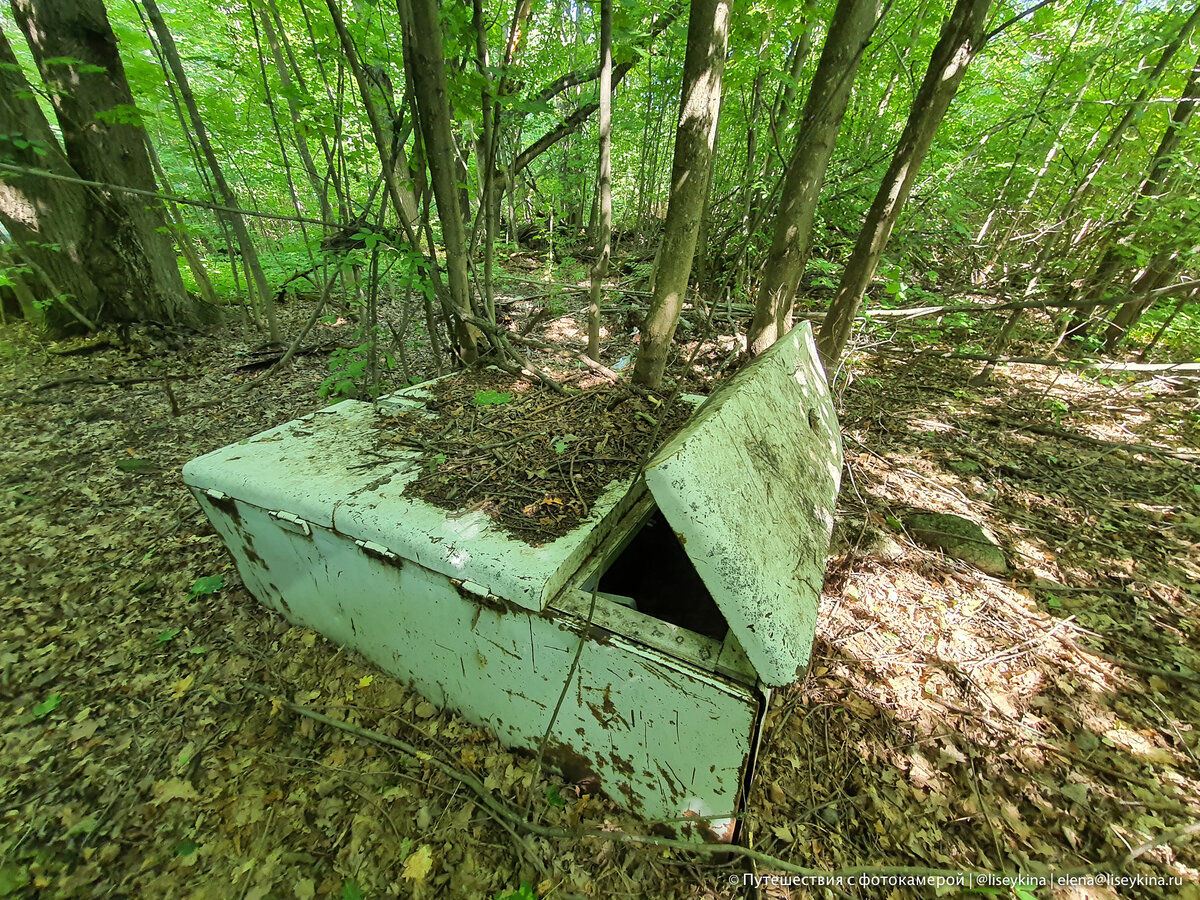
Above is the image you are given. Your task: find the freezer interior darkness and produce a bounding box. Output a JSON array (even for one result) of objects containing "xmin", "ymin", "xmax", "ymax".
[{"xmin": 590, "ymin": 508, "xmax": 729, "ymax": 642}]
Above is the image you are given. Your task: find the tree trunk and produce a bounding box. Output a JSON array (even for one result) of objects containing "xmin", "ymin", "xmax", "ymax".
[
  {"xmin": 144, "ymin": 137, "xmax": 218, "ymax": 306},
  {"xmin": 140, "ymin": 0, "xmax": 279, "ymax": 340},
  {"xmin": 325, "ymin": 0, "xmax": 419, "ymax": 234},
  {"xmin": 1064, "ymin": 53, "xmax": 1200, "ymax": 340},
  {"xmin": 0, "ymin": 26, "xmax": 104, "ymax": 332},
  {"xmin": 256, "ymin": 0, "xmax": 330, "ymax": 226},
  {"xmin": 506, "ymin": 4, "xmax": 681, "ymax": 193},
  {"xmin": 399, "ymin": 0, "xmax": 480, "ymax": 363},
  {"xmin": 632, "ymin": 0, "xmax": 731, "ymax": 388},
  {"xmin": 8, "ymin": 0, "xmax": 200, "ymax": 328},
  {"xmin": 587, "ymin": 0, "xmax": 613, "ymax": 360},
  {"xmin": 747, "ymin": 0, "xmax": 880, "ymax": 356},
  {"xmin": 1101, "ymin": 250, "xmax": 1179, "ymax": 351},
  {"xmin": 1050, "ymin": 3, "xmax": 1200, "ymax": 264},
  {"xmin": 816, "ymin": 0, "xmax": 992, "ymax": 370}
]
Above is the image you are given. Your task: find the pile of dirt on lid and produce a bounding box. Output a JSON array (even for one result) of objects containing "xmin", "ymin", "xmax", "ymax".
[{"xmin": 372, "ymin": 369, "xmax": 692, "ymax": 543}]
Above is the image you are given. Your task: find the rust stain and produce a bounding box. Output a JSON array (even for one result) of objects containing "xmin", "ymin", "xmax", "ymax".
[
  {"xmin": 206, "ymin": 493, "xmax": 240, "ymax": 521},
  {"xmin": 450, "ymin": 580, "xmax": 527, "ymax": 617},
  {"xmin": 583, "ymin": 684, "xmax": 630, "ymax": 730},
  {"xmin": 357, "ymin": 542, "xmax": 405, "ymax": 570},
  {"xmin": 609, "ymin": 751, "xmax": 635, "ymax": 779},
  {"xmin": 240, "ymin": 539, "xmax": 267, "ymax": 570},
  {"xmin": 543, "ymin": 740, "xmax": 602, "ymax": 794}
]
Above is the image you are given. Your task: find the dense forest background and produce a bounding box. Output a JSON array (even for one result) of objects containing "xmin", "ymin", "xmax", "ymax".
[{"xmin": 1, "ymin": 0, "xmax": 1198, "ymax": 390}]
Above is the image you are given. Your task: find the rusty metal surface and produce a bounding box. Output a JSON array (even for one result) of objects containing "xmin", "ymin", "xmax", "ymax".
[
  {"xmin": 191, "ymin": 490, "xmax": 763, "ymax": 833},
  {"xmin": 184, "ymin": 395, "xmax": 647, "ymax": 613}
]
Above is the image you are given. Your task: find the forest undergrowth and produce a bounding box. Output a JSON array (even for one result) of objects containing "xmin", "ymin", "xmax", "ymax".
[{"xmin": 1, "ymin": 288, "xmax": 1198, "ymax": 899}]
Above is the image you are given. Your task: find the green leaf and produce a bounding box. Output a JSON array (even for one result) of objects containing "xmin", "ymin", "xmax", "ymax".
[
  {"xmin": 175, "ymin": 839, "xmax": 199, "ymax": 857},
  {"xmin": 473, "ymin": 390, "xmax": 513, "ymax": 407},
  {"xmin": 495, "ymin": 883, "xmax": 537, "ymax": 900},
  {"xmin": 188, "ymin": 574, "xmax": 225, "ymax": 599},
  {"xmin": 32, "ymin": 693, "xmax": 61, "ymax": 720},
  {"xmin": 188, "ymin": 646, "xmax": 208, "ymax": 655},
  {"xmin": 93, "ymin": 103, "xmax": 147, "ymax": 126},
  {"xmin": 0, "ymin": 863, "xmax": 31, "ymax": 896},
  {"xmin": 546, "ymin": 785, "xmax": 567, "ymax": 808},
  {"xmin": 157, "ymin": 628, "xmax": 181, "ymax": 643},
  {"xmin": 115, "ymin": 457, "xmax": 154, "ymax": 473},
  {"xmin": 341, "ymin": 881, "xmax": 365, "ymax": 900},
  {"xmin": 67, "ymin": 816, "xmax": 98, "ymax": 837}
]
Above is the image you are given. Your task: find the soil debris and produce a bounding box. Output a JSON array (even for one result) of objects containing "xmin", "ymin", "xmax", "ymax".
[{"xmin": 373, "ymin": 368, "xmax": 692, "ymax": 542}]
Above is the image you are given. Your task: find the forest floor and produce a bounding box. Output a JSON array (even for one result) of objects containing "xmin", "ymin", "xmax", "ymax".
[{"xmin": 1, "ymin": 275, "xmax": 1199, "ymax": 900}]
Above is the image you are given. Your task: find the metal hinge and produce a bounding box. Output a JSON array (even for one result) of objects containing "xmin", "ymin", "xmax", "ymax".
[
  {"xmin": 355, "ymin": 539, "xmax": 399, "ymax": 562},
  {"xmin": 269, "ymin": 509, "xmax": 311, "ymax": 537}
]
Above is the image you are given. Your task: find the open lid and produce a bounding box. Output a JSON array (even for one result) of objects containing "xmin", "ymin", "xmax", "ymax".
[{"xmin": 643, "ymin": 323, "xmax": 841, "ymax": 686}]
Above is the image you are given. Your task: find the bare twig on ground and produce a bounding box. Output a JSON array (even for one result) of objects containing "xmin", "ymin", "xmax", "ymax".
[{"xmin": 243, "ymin": 684, "xmax": 1120, "ymax": 886}]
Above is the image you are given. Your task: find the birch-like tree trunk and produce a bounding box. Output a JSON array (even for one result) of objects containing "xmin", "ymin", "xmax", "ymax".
[
  {"xmin": 399, "ymin": 0, "xmax": 480, "ymax": 363},
  {"xmin": 587, "ymin": 0, "xmax": 613, "ymax": 360},
  {"xmin": 632, "ymin": 0, "xmax": 731, "ymax": 388},
  {"xmin": 816, "ymin": 0, "xmax": 992, "ymax": 370},
  {"xmin": 1065, "ymin": 54, "xmax": 1200, "ymax": 341},
  {"xmin": 256, "ymin": 0, "xmax": 330, "ymax": 226},
  {"xmin": 140, "ymin": 0, "xmax": 279, "ymax": 340},
  {"xmin": 747, "ymin": 0, "xmax": 881, "ymax": 356}
]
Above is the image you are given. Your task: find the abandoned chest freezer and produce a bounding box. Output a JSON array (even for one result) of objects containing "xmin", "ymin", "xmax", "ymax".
[{"xmin": 183, "ymin": 323, "xmax": 842, "ymax": 839}]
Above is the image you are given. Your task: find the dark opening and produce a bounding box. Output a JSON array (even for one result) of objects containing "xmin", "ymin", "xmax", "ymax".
[{"xmin": 597, "ymin": 510, "xmax": 727, "ymax": 640}]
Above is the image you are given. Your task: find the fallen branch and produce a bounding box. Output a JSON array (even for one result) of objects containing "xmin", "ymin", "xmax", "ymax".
[
  {"xmin": 1074, "ymin": 642, "xmax": 1200, "ymax": 685},
  {"xmin": 244, "ymin": 684, "xmax": 1101, "ymax": 884},
  {"xmin": 466, "ymin": 315, "xmax": 650, "ymax": 397},
  {"xmin": 1123, "ymin": 822, "xmax": 1200, "ymax": 864},
  {"xmin": 33, "ymin": 373, "xmax": 193, "ymax": 392},
  {"xmin": 246, "ymin": 686, "xmax": 1132, "ymax": 883},
  {"xmin": 797, "ymin": 278, "xmax": 1200, "ymax": 323},
  {"xmin": 981, "ymin": 413, "xmax": 1200, "ymax": 463},
  {"xmin": 466, "ymin": 319, "xmax": 566, "ymax": 395},
  {"xmin": 938, "ymin": 352, "xmax": 1200, "ymax": 374}
]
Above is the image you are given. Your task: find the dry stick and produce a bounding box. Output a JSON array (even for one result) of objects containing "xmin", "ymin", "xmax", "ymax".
[
  {"xmin": 4, "ymin": 155, "xmax": 1195, "ymax": 326},
  {"xmin": 0, "ymin": 160, "xmax": 339, "ymax": 230},
  {"xmin": 243, "ymin": 684, "xmax": 1123, "ymax": 884},
  {"xmin": 261, "ymin": 271, "xmax": 338, "ymax": 380},
  {"xmin": 980, "ymin": 413, "xmax": 1200, "ymax": 463},
  {"xmin": 487, "ymin": 339, "xmax": 568, "ymax": 396},
  {"xmin": 793, "ymin": 279, "xmax": 1200, "ymax": 322},
  {"xmin": 32, "ymin": 373, "xmax": 192, "ymax": 392},
  {"xmin": 1068, "ymin": 639, "xmax": 1200, "ymax": 685},
  {"xmin": 1123, "ymin": 822, "xmax": 1200, "ymax": 865},
  {"xmin": 466, "ymin": 316, "xmax": 649, "ymax": 396},
  {"xmin": 523, "ymin": 588, "xmax": 597, "ymax": 818},
  {"xmin": 934, "ymin": 351, "xmax": 1200, "ymax": 375}
]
